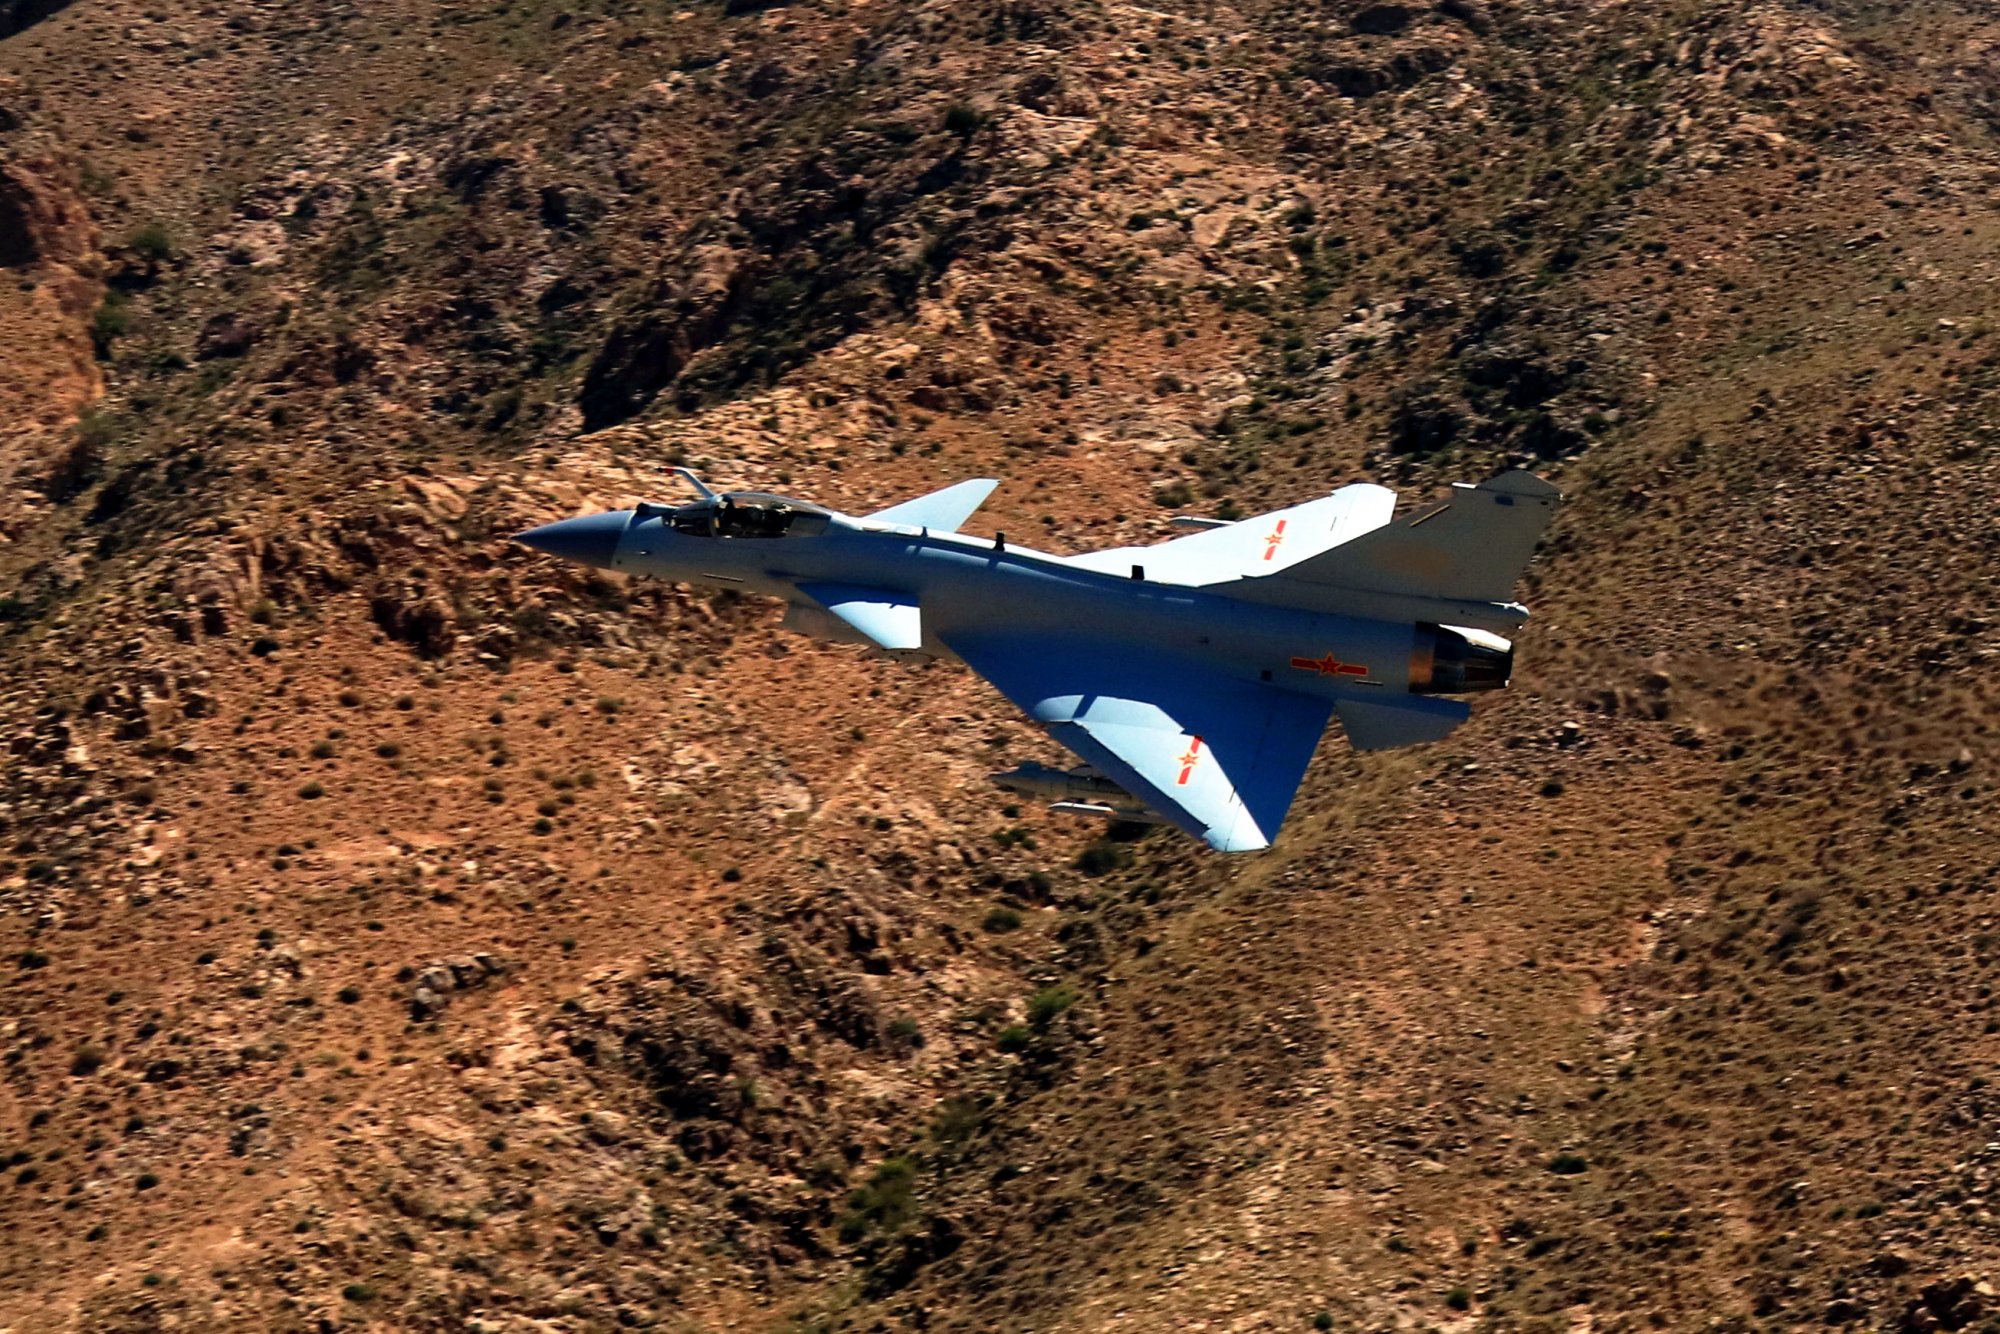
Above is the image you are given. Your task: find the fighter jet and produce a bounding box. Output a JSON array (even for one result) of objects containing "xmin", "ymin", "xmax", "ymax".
[{"xmin": 517, "ymin": 467, "xmax": 1559, "ymax": 852}]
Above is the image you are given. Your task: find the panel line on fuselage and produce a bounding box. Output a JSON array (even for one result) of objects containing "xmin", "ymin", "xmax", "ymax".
[
  {"xmin": 618, "ymin": 512, "xmax": 1421, "ymax": 704},
  {"xmin": 827, "ymin": 523, "xmax": 1416, "ymax": 705}
]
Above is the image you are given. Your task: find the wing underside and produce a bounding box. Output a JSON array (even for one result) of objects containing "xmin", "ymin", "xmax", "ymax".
[
  {"xmin": 796, "ymin": 582, "xmax": 924, "ymax": 651},
  {"xmin": 946, "ymin": 633, "xmax": 1332, "ymax": 851}
]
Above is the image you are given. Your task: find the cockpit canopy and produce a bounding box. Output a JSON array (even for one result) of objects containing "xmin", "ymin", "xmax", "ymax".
[{"xmin": 654, "ymin": 492, "xmax": 832, "ymax": 540}]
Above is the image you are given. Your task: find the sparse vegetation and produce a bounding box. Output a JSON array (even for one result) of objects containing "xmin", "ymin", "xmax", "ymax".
[
  {"xmin": 0, "ymin": 1, "xmax": 1991, "ymax": 1328},
  {"xmin": 981, "ymin": 905, "xmax": 1022, "ymax": 933},
  {"xmin": 942, "ymin": 103, "xmax": 984, "ymax": 137},
  {"xmin": 1074, "ymin": 840, "xmax": 1131, "ymax": 876},
  {"xmin": 89, "ymin": 292, "xmax": 133, "ymax": 357},
  {"xmin": 127, "ymin": 223, "xmax": 174, "ymax": 262},
  {"xmin": 1027, "ymin": 983, "xmax": 1078, "ymax": 1029},
  {"xmin": 837, "ymin": 1155, "xmax": 918, "ymax": 1242}
]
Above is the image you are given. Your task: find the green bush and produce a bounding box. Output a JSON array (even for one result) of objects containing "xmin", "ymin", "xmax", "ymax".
[
  {"xmin": 1027, "ymin": 982, "xmax": 1078, "ymax": 1028},
  {"xmin": 929, "ymin": 1095, "xmax": 983, "ymax": 1144},
  {"xmin": 127, "ymin": 223, "xmax": 173, "ymax": 262},
  {"xmin": 994, "ymin": 1024, "xmax": 1032, "ymax": 1053},
  {"xmin": 981, "ymin": 905, "xmax": 1022, "ymax": 934},
  {"xmin": 90, "ymin": 293, "xmax": 133, "ymax": 357},
  {"xmin": 836, "ymin": 1155, "xmax": 918, "ymax": 1242},
  {"xmin": 76, "ymin": 410, "xmax": 121, "ymax": 450},
  {"xmin": 1075, "ymin": 840, "xmax": 1131, "ymax": 876},
  {"xmin": 942, "ymin": 103, "xmax": 984, "ymax": 137}
]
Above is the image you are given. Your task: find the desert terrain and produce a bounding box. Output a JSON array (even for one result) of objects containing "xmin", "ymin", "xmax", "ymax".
[{"xmin": 1, "ymin": 0, "xmax": 1998, "ymax": 1329}]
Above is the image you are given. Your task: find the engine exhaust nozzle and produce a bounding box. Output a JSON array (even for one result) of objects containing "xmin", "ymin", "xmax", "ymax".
[{"xmin": 1411, "ymin": 624, "xmax": 1514, "ymax": 695}]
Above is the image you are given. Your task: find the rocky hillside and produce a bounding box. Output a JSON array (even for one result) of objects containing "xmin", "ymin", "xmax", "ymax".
[{"xmin": 1, "ymin": 0, "xmax": 1998, "ymax": 1329}]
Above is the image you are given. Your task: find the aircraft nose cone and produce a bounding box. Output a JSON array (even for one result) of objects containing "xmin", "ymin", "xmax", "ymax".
[{"xmin": 514, "ymin": 510, "xmax": 634, "ymax": 569}]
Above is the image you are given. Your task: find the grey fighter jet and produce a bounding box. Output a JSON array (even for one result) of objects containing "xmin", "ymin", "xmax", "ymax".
[{"xmin": 517, "ymin": 467, "xmax": 1559, "ymax": 852}]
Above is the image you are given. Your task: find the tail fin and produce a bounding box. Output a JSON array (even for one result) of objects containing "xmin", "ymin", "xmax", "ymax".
[
  {"xmin": 866, "ymin": 479, "xmax": 999, "ymax": 532},
  {"xmin": 1067, "ymin": 482, "xmax": 1396, "ymax": 585},
  {"xmin": 1276, "ymin": 471, "xmax": 1558, "ymax": 603}
]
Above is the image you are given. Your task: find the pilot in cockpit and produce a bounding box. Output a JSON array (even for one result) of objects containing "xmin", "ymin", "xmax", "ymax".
[{"xmin": 665, "ymin": 492, "xmax": 827, "ymax": 540}]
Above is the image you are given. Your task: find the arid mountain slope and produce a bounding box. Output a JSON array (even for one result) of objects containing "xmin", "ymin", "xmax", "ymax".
[{"xmin": 0, "ymin": 0, "xmax": 1998, "ymax": 1330}]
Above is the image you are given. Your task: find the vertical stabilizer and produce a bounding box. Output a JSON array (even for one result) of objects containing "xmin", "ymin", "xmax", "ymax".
[{"xmin": 1263, "ymin": 470, "xmax": 1559, "ymax": 603}]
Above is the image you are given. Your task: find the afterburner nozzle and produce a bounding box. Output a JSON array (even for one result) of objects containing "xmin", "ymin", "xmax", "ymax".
[{"xmin": 1410, "ymin": 624, "xmax": 1514, "ymax": 694}]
